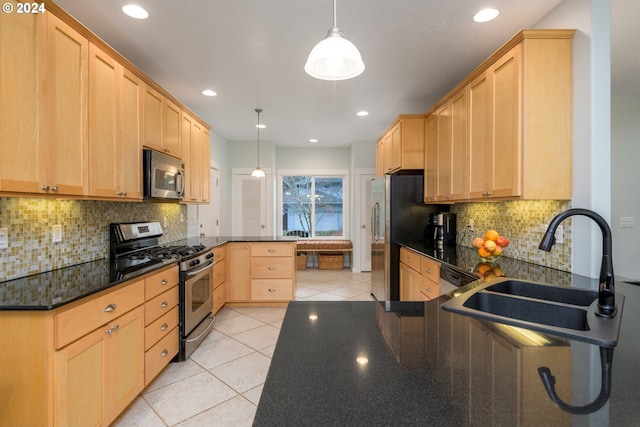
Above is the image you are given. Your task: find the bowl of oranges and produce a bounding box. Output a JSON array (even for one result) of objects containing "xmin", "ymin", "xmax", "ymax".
[{"xmin": 472, "ymin": 229, "xmax": 510, "ymax": 261}]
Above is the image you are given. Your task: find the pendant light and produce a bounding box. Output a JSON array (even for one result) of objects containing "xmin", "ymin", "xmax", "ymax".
[
  {"xmin": 251, "ymin": 108, "xmax": 266, "ymax": 178},
  {"xmin": 304, "ymin": 0, "xmax": 365, "ymax": 81}
]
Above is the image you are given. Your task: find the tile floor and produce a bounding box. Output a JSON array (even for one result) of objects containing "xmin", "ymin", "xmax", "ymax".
[{"xmin": 113, "ymin": 269, "xmax": 374, "ymax": 426}]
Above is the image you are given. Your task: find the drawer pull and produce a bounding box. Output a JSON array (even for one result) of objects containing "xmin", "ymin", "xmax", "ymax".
[
  {"xmin": 268, "ymin": 249, "xmax": 276, "ymax": 253},
  {"xmin": 104, "ymin": 303, "xmax": 117, "ymax": 313},
  {"xmin": 426, "ymin": 267, "xmax": 431, "ymax": 273},
  {"xmin": 161, "ymin": 323, "xmax": 168, "ymax": 331},
  {"xmin": 161, "ymin": 349, "xmax": 169, "ymax": 357},
  {"xmin": 268, "ymin": 266, "xmax": 276, "ymax": 270},
  {"xmin": 160, "ymin": 301, "xmax": 169, "ymax": 308},
  {"xmin": 268, "ymin": 288, "xmax": 276, "ymax": 292},
  {"xmin": 105, "ymin": 324, "xmax": 119, "ymax": 334},
  {"xmin": 161, "ymin": 279, "xmax": 168, "ymax": 285}
]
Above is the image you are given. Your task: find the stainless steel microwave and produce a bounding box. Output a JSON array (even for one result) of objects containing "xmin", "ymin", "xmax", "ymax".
[{"xmin": 143, "ymin": 149, "xmax": 185, "ymax": 200}]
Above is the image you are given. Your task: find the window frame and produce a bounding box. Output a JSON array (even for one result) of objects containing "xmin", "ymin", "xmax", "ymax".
[{"xmin": 277, "ymin": 169, "xmax": 350, "ymax": 239}]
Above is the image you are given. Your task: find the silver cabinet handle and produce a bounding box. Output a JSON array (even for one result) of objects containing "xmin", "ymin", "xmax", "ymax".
[
  {"xmin": 51, "ymin": 186, "xmax": 58, "ymax": 192},
  {"xmin": 268, "ymin": 288, "xmax": 276, "ymax": 292},
  {"xmin": 426, "ymin": 267, "xmax": 431, "ymax": 273},
  {"xmin": 161, "ymin": 349, "xmax": 169, "ymax": 357},
  {"xmin": 268, "ymin": 249, "xmax": 276, "ymax": 253},
  {"xmin": 105, "ymin": 324, "xmax": 119, "ymax": 334},
  {"xmin": 160, "ymin": 301, "xmax": 168, "ymax": 308},
  {"xmin": 268, "ymin": 266, "xmax": 276, "ymax": 270},
  {"xmin": 41, "ymin": 185, "xmax": 50, "ymax": 191},
  {"xmin": 161, "ymin": 323, "xmax": 168, "ymax": 331},
  {"xmin": 161, "ymin": 279, "xmax": 168, "ymax": 285},
  {"xmin": 104, "ymin": 303, "xmax": 116, "ymax": 312}
]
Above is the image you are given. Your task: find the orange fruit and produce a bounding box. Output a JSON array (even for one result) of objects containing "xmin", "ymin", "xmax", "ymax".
[
  {"xmin": 484, "ymin": 240, "xmax": 497, "ymax": 252},
  {"xmin": 484, "ymin": 230, "xmax": 499, "ymax": 242},
  {"xmin": 477, "ymin": 247, "xmax": 492, "ymax": 258},
  {"xmin": 477, "ymin": 263, "xmax": 492, "ymax": 275}
]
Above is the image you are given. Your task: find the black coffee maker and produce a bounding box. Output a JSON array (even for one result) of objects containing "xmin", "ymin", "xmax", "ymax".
[{"xmin": 425, "ymin": 213, "xmax": 456, "ymax": 247}]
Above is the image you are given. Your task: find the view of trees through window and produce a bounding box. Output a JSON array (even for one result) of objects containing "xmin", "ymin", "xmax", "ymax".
[{"xmin": 282, "ymin": 176, "xmax": 344, "ymax": 238}]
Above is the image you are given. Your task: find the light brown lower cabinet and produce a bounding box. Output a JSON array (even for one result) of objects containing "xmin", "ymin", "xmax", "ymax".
[
  {"xmin": 0, "ymin": 266, "xmax": 180, "ymax": 427},
  {"xmin": 399, "ymin": 247, "xmax": 441, "ymax": 301},
  {"xmin": 428, "ymin": 304, "xmax": 571, "ymax": 426}
]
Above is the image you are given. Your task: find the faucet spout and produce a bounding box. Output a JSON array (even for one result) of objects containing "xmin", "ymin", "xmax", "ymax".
[{"xmin": 538, "ymin": 208, "xmax": 616, "ymax": 318}]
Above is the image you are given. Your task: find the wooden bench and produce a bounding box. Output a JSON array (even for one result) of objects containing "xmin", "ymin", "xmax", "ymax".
[{"xmin": 295, "ymin": 240, "xmax": 353, "ymax": 269}]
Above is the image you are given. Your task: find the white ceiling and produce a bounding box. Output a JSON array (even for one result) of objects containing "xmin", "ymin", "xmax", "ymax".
[{"xmin": 53, "ymin": 0, "xmax": 638, "ymax": 148}]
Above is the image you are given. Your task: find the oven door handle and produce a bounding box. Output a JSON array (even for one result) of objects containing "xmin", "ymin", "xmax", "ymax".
[
  {"xmin": 183, "ymin": 315, "xmax": 216, "ymax": 343},
  {"xmin": 184, "ymin": 261, "xmax": 214, "ymax": 277}
]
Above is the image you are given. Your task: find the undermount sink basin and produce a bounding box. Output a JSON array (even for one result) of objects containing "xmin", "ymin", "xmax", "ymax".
[{"xmin": 441, "ymin": 278, "xmax": 625, "ymax": 347}]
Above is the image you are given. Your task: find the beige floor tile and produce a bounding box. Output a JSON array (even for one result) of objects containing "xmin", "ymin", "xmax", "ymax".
[
  {"xmin": 210, "ymin": 352, "xmax": 271, "ymax": 394},
  {"xmin": 144, "ymin": 371, "xmax": 237, "ymax": 426},
  {"xmin": 213, "ymin": 314, "xmax": 265, "ymax": 336},
  {"xmin": 232, "ymin": 324, "xmax": 280, "ymax": 351},
  {"xmin": 174, "ymin": 395, "xmax": 256, "ymax": 427},
  {"xmin": 190, "ymin": 335, "xmax": 255, "ymax": 370},
  {"xmin": 111, "ymin": 396, "xmax": 165, "ymax": 427},
  {"xmin": 244, "ymin": 306, "xmax": 287, "ymax": 324},
  {"xmin": 144, "ymin": 358, "xmax": 205, "ymax": 393},
  {"xmin": 243, "ymin": 384, "xmax": 265, "ymax": 405}
]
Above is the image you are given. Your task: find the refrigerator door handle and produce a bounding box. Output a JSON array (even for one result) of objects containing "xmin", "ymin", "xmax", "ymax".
[{"xmin": 372, "ymin": 202, "xmax": 379, "ymax": 241}]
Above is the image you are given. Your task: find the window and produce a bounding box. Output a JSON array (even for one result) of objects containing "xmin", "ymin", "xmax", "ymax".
[{"xmin": 279, "ymin": 172, "xmax": 348, "ymax": 238}]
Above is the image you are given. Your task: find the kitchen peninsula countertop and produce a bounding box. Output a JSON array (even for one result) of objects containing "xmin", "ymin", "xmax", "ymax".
[
  {"xmin": 255, "ymin": 281, "xmax": 640, "ymax": 426},
  {"xmin": 0, "ymin": 235, "xmax": 296, "ymax": 310}
]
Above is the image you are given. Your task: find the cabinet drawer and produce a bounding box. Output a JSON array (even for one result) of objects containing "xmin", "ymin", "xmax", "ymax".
[
  {"xmin": 145, "ymin": 306, "xmax": 178, "ymax": 351},
  {"xmin": 145, "ymin": 286, "xmax": 179, "ymax": 326},
  {"xmin": 420, "ymin": 257, "xmax": 441, "ymax": 283},
  {"xmin": 213, "ymin": 281, "xmax": 226, "ymax": 314},
  {"xmin": 145, "ymin": 326, "xmax": 179, "ymax": 385},
  {"xmin": 251, "ymin": 242, "xmax": 293, "ymax": 257},
  {"xmin": 399, "ymin": 247, "xmax": 421, "ymax": 272},
  {"xmin": 251, "ymin": 257, "xmax": 293, "ymax": 279},
  {"xmin": 213, "ymin": 259, "xmax": 226, "ymax": 288},
  {"xmin": 212, "ymin": 244, "xmax": 227, "ymax": 262},
  {"xmin": 421, "ymin": 279, "xmax": 441, "ymax": 300},
  {"xmin": 251, "ymin": 279, "xmax": 294, "ymax": 301},
  {"xmin": 55, "ymin": 280, "xmax": 145, "ymax": 349},
  {"xmin": 145, "ymin": 266, "xmax": 179, "ymax": 300}
]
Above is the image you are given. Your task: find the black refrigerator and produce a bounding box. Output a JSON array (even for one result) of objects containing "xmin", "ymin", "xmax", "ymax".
[{"xmin": 370, "ymin": 175, "xmax": 435, "ymax": 301}]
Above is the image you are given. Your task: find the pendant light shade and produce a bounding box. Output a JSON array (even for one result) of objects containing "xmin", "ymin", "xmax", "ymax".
[
  {"xmin": 305, "ymin": 0, "xmax": 364, "ymax": 81},
  {"xmin": 251, "ymin": 108, "xmax": 266, "ymax": 178}
]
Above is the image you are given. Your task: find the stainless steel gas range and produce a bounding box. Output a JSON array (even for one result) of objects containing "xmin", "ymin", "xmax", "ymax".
[{"xmin": 110, "ymin": 221, "xmax": 216, "ymax": 361}]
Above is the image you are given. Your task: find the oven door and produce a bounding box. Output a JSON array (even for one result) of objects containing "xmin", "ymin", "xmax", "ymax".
[{"xmin": 183, "ymin": 261, "xmax": 214, "ymax": 334}]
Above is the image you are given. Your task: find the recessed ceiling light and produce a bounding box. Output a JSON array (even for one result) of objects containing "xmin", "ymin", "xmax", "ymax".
[
  {"xmin": 309, "ymin": 139, "xmax": 318, "ymax": 143},
  {"xmin": 356, "ymin": 111, "xmax": 369, "ymax": 117},
  {"xmin": 122, "ymin": 4, "xmax": 149, "ymax": 20},
  {"xmin": 473, "ymin": 8, "xmax": 499, "ymax": 23},
  {"xmin": 202, "ymin": 89, "xmax": 217, "ymax": 97}
]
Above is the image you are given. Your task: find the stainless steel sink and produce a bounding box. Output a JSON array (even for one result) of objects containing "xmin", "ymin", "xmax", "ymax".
[{"xmin": 441, "ymin": 278, "xmax": 625, "ymax": 347}]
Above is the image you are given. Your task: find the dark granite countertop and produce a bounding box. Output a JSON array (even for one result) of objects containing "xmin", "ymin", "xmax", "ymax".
[
  {"xmin": 0, "ymin": 236, "xmax": 296, "ymax": 310},
  {"xmin": 255, "ymin": 281, "xmax": 640, "ymax": 426}
]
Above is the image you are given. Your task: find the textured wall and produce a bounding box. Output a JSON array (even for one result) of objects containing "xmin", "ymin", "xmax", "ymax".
[
  {"xmin": 451, "ymin": 200, "xmax": 572, "ymax": 272},
  {"xmin": 0, "ymin": 198, "xmax": 187, "ymax": 281}
]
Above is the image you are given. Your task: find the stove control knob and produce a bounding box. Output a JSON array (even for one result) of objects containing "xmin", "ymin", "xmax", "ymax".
[
  {"xmin": 206, "ymin": 253, "xmax": 214, "ymax": 259},
  {"xmin": 190, "ymin": 259, "xmax": 200, "ymax": 267}
]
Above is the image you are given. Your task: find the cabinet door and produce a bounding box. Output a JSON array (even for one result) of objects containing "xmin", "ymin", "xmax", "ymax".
[
  {"xmin": 468, "ymin": 71, "xmax": 491, "ymax": 199},
  {"xmin": 399, "ymin": 262, "xmax": 426, "ymax": 301},
  {"xmin": 490, "ymin": 45, "xmax": 521, "ymax": 198},
  {"xmin": 389, "ymin": 123, "xmax": 402, "ymax": 172},
  {"xmin": 227, "ymin": 243, "xmax": 251, "ymax": 301},
  {"xmin": 118, "ymin": 68, "xmax": 144, "ymax": 199},
  {"xmin": 201, "ymin": 128, "xmax": 211, "ymax": 203},
  {"xmin": 375, "ymin": 140, "xmax": 384, "ymax": 177},
  {"xmin": 46, "ymin": 13, "xmax": 89, "ymax": 196},
  {"xmin": 143, "ymin": 86, "xmax": 163, "ymax": 151},
  {"xmin": 0, "ymin": 3, "xmax": 46, "ymax": 193},
  {"xmin": 109, "ymin": 306, "xmax": 145, "ymax": 420},
  {"xmin": 423, "ymin": 114, "xmax": 437, "ymax": 202},
  {"xmin": 88, "ymin": 43, "xmax": 118, "ymax": 197},
  {"xmin": 190, "ymin": 120, "xmax": 204, "ymax": 201},
  {"xmin": 181, "ymin": 112, "xmax": 194, "ymax": 200},
  {"xmin": 450, "ymin": 90, "xmax": 468, "ymax": 201},
  {"xmin": 435, "ymin": 103, "xmax": 451, "ymax": 201},
  {"xmin": 382, "ymin": 132, "xmax": 393, "ymax": 174},
  {"xmin": 162, "ymin": 98, "xmax": 181, "ymax": 157}
]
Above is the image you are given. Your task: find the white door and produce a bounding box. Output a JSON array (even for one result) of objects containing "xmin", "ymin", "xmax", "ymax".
[
  {"xmin": 232, "ymin": 170, "xmax": 272, "ymax": 236},
  {"xmin": 198, "ymin": 165, "xmax": 220, "ymax": 236},
  {"xmin": 358, "ymin": 173, "xmax": 375, "ymax": 271}
]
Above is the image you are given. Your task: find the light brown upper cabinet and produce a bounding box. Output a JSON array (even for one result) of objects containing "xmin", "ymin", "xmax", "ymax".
[
  {"xmin": 376, "ymin": 115, "xmax": 425, "ymax": 177},
  {"xmin": 144, "ymin": 85, "xmax": 182, "ymax": 158},
  {"xmin": 0, "ymin": 2, "xmax": 46, "ymax": 194},
  {"xmin": 181, "ymin": 112, "xmax": 210, "ymax": 204},
  {"xmin": 423, "ymin": 114, "xmax": 437, "ymax": 203},
  {"xmin": 425, "ymin": 29, "xmax": 575, "ymax": 203},
  {"xmin": 0, "ymin": 10, "xmax": 89, "ymax": 197},
  {"xmin": 435, "ymin": 90, "xmax": 468, "ymax": 202}
]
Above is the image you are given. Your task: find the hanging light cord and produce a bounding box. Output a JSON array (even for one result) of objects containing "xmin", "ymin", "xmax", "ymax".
[{"xmin": 255, "ymin": 108, "xmax": 262, "ymax": 168}]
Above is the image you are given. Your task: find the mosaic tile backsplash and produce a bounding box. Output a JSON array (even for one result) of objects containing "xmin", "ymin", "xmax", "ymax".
[
  {"xmin": 451, "ymin": 200, "xmax": 572, "ymax": 272},
  {"xmin": 0, "ymin": 198, "xmax": 188, "ymax": 282}
]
